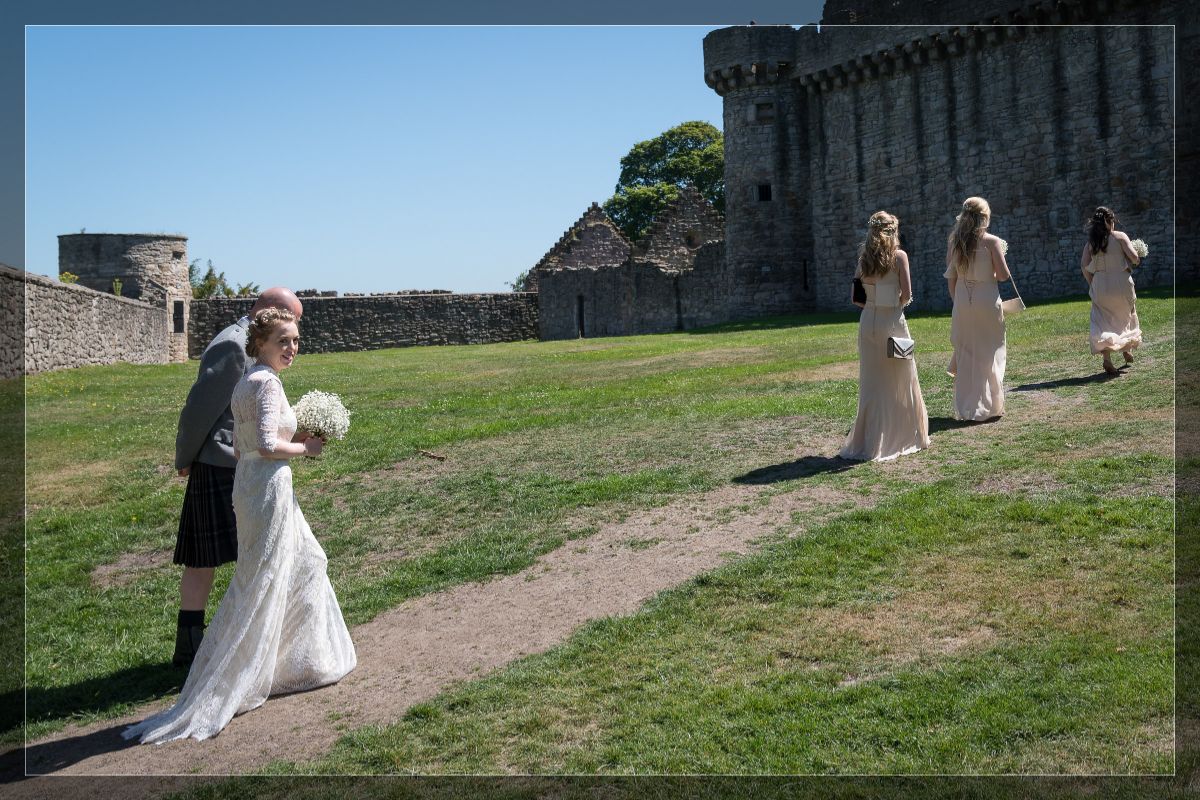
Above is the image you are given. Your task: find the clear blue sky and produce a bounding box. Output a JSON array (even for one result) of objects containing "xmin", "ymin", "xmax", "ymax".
[{"xmin": 26, "ymin": 26, "xmax": 737, "ymax": 293}]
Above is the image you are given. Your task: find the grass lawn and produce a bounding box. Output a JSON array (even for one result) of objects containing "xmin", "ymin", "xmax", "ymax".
[{"xmin": 18, "ymin": 288, "xmax": 1177, "ymax": 777}]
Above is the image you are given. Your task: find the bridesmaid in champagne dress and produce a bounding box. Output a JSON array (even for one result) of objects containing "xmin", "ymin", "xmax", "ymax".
[
  {"xmin": 1081, "ymin": 206, "xmax": 1142, "ymax": 375},
  {"xmin": 944, "ymin": 197, "xmax": 1010, "ymax": 422},
  {"xmin": 840, "ymin": 211, "xmax": 930, "ymax": 461}
]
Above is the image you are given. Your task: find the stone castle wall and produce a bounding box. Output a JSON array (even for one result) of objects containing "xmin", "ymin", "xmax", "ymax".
[
  {"xmin": 189, "ymin": 292, "xmax": 538, "ymax": 357},
  {"xmin": 11, "ymin": 266, "xmax": 169, "ymax": 377},
  {"xmin": 704, "ymin": 0, "xmax": 1178, "ymax": 313}
]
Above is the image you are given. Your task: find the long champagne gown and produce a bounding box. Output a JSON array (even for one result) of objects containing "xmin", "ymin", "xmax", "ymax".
[
  {"xmin": 124, "ymin": 364, "xmax": 356, "ymax": 743},
  {"xmin": 840, "ymin": 267, "xmax": 930, "ymax": 461},
  {"xmin": 1085, "ymin": 242, "xmax": 1142, "ymax": 355},
  {"xmin": 945, "ymin": 246, "xmax": 1006, "ymax": 421}
]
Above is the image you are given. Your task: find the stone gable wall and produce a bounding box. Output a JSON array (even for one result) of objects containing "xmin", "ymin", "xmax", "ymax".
[
  {"xmin": 635, "ymin": 187, "xmax": 726, "ymax": 270},
  {"xmin": 13, "ymin": 266, "xmax": 168, "ymax": 377},
  {"xmin": 527, "ymin": 204, "xmax": 632, "ymax": 293}
]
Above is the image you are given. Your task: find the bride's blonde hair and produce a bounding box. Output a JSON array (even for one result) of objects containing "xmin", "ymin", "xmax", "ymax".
[
  {"xmin": 246, "ymin": 307, "xmax": 297, "ymax": 359},
  {"xmin": 947, "ymin": 197, "xmax": 990, "ymax": 275},
  {"xmin": 858, "ymin": 211, "xmax": 899, "ymax": 278}
]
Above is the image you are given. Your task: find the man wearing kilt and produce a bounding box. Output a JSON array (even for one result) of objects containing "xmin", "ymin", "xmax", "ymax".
[{"xmin": 172, "ymin": 287, "xmax": 304, "ymax": 667}]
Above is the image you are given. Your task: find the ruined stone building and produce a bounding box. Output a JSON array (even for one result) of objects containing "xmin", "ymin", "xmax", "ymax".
[
  {"xmin": 535, "ymin": 188, "xmax": 728, "ymax": 339},
  {"xmin": 536, "ymin": 0, "xmax": 1181, "ymax": 338}
]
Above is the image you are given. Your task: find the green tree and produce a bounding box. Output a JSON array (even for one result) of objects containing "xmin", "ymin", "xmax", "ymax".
[
  {"xmin": 189, "ymin": 258, "xmax": 254, "ymax": 299},
  {"xmin": 602, "ymin": 120, "xmax": 724, "ymax": 242},
  {"xmin": 506, "ymin": 269, "xmax": 531, "ymax": 292},
  {"xmin": 190, "ymin": 259, "xmax": 234, "ymax": 298}
]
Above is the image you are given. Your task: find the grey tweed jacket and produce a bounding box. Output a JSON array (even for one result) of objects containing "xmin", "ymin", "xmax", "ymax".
[{"xmin": 174, "ymin": 317, "xmax": 252, "ymax": 470}]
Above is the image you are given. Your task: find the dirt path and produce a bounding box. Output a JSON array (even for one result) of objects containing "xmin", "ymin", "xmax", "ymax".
[
  {"xmin": 14, "ymin": 452, "xmax": 861, "ymax": 779},
  {"xmin": 6, "ymin": 359, "xmax": 1173, "ymax": 786}
]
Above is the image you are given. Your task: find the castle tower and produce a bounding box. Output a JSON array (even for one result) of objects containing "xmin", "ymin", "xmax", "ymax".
[
  {"xmin": 58, "ymin": 233, "xmax": 191, "ymax": 362},
  {"xmin": 703, "ymin": 25, "xmax": 815, "ymax": 318}
]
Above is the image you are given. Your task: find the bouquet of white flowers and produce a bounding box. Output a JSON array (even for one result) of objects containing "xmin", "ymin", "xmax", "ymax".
[
  {"xmin": 998, "ymin": 238, "xmax": 1009, "ymax": 255},
  {"xmin": 1130, "ymin": 238, "xmax": 1149, "ymax": 260},
  {"xmin": 293, "ymin": 391, "xmax": 351, "ymax": 440}
]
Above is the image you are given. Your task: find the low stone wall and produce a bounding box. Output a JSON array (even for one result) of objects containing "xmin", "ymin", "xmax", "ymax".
[
  {"xmin": 14, "ymin": 266, "xmax": 169, "ymax": 376},
  {"xmin": 0, "ymin": 265, "xmax": 22, "ymax": 380},
  {"xmin": 189, "ymin": 292, "xmax": 539, "ymax": 357}
]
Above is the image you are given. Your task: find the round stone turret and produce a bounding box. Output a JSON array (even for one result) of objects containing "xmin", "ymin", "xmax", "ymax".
[
  {"xmin": 58, "ymin": 232, "xmax": 192, "ymax": 361},
  {"xmin": 703, "ymin": 25, "xmax": 796, "ymax": 96},
  {"xmin": 703, "ymin": 26, "xmax": 815, "ymax": 315}
]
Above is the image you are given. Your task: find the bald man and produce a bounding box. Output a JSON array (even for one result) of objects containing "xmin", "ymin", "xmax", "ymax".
[{"xmin": 170, "ymin": 288, "xmax": 304, "ymax": 668}]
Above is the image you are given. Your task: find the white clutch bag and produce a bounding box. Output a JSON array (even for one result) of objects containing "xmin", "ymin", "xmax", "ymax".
[
  {"xmin": 1002, "ymin": 268, "xmax": 1026, "ymax": 316},
  {"xmin": 887, "ymin": 336, "xmax": 914, "ymax": 359},
  {"xmin": 1001, "ymin": 296, "xmax": 1026, "ymax": 315}
]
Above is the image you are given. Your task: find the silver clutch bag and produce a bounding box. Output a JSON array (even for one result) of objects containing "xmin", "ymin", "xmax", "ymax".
[{"xmin": 887, "ymin": 336, "xmax": 914, "ymax": 359}]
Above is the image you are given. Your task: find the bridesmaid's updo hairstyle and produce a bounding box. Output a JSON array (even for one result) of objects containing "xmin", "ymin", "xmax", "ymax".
[
  {"xmin": 1087, "ymin": 206, "xmax": 1117, "ymax": 254},
  {"xmin": 947, "ymin": 196, "xmax": 991, "ymax": 275},
  {"xmin": 858, "ymin": 211, "xmax": 900, "ymax": 278},
  {"xmin": 246, "ymin": 307, "xmax": 297, "ymax": 359}
]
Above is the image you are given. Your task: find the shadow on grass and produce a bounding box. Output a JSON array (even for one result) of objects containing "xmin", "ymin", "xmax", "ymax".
[
  {"xmin": 733, "ymin": 455, "xmax": 856, "ymax": 485},
  {"xmin": 4, "ymin": 661, "xmax": 186, "ymax": 742},
  {"xmin": 928, "ymin": 416, "xmax": 1002, "ymax": 433},
  {"xmin": 1013, "ymin": 370, "xmax": 1123, "ymax": 392}
]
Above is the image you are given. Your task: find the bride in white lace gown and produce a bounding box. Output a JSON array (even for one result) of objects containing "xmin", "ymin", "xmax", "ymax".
[{"xmin": 125, "ymin": 308, "xmax": 356, "ymax": 744}]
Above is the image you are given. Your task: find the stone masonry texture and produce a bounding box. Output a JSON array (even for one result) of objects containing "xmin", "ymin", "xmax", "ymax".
[
  {"xmin": 537, "ymin": 188, "xmax": 732, "ymax": 340},
  {"xmin": 703, "ymin": 0, "xmax": 1179, "ymax": 314},
  {"xmin": 188, "ymin": 293, "xmax": 539, "ymax": 358},
  {"xmin": 14, "ymin": 266, "xmax": 168, "ymax": 377},
  {"xmin": 58, "ymin": 233, "xmax": 192, "ymax": 362},
  {"xmin": 539, "ymin": 0, "xmax": 1179, "ymax": 340}
]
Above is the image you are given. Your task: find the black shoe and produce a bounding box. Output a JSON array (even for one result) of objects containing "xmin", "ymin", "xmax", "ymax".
[{"xmin": 171, "ymin": 622, "xmax": 205, "ymax": 667}]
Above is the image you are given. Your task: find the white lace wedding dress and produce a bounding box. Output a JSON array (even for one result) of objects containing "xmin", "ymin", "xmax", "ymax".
[{"xmin": 124, "ymin": 363, "xmax": 356, "ymax": 743}]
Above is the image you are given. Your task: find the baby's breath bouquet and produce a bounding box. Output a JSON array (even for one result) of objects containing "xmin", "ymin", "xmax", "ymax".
[
  {"xmin": 1130, "ymin": 238, "xmax": 1149, "ymax": 260},
  {"xmin": 998, "ymin": 238, "xmax": 1009, "ymax": 255},
  {"xmin": 293, "ymin": 391, "xmax": 351, "ymax": 441}
]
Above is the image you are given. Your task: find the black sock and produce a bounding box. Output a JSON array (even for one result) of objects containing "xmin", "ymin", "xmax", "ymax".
[{"xmin": 178, "ymin": 609, "xmax": 204, "ymax": 627}]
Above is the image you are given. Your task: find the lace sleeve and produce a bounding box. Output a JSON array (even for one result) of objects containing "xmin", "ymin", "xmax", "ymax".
[{"xmin": 254, "ymin": 375, "xmax": 284, "ymax": 453}]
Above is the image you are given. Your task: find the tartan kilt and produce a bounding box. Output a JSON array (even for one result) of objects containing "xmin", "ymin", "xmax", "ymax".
[{"xmin": 174, "ymin": 461, "xmax": 238, "ymax": 568}]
